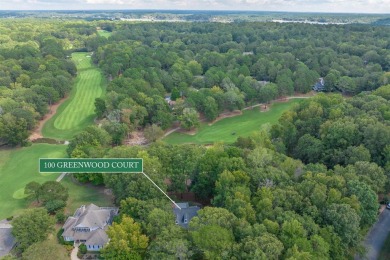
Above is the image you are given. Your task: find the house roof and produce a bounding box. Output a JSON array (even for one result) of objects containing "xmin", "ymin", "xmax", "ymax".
[
  {"xmin": 173, "ymin": 203, "xmax": 200, "ymax": 228},
  {"xmin": 85, "ymin": 229, "xmax": 109, "ymax": 246},
  {"xmin": 75, "ymin": 210, "xmax": 108, "ymax": 229},
  {"xmin": 62, "ymin": 217, "xmax": 77, "ymax": 237},
  {"xmin": 62, "ymin": 204, "xmax": 118, "ymax": 246},
  {"xmin": 313, "ymin": 77, "xmax": 325, "ymax": 91},
  {"xmin": 176, "ymin": 202, "xmax": 189, "ymax": 209}
]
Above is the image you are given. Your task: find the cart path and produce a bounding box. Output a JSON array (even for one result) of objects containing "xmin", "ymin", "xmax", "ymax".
[
  {"xmin": 28, "ymin": 96, "xmax": 68, "ymax": 141},
  {"xmin": 56, "ymin": 172, "xmax": 68, "ymax": 182}
]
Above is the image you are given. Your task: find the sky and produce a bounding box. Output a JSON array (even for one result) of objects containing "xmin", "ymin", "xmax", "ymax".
[{"xmin": 0, "ymin": 0, "xmax": 390, "ymax": 13}]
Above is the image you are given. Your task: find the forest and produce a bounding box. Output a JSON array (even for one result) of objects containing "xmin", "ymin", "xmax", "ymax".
[
  {"xmin": 86, "ymin": 21, "xmax": 390, "ymax": 144},
  {"xmin": 67, "ymin": 92, "xmax": 390, "ymax": 259},
  {"xmin": 0, "ymin": 16, "xmax": 390, "ymax": 260},
  {"xmin": 1, "ymin": 20, "xmax": 390, "ymax": 145}
]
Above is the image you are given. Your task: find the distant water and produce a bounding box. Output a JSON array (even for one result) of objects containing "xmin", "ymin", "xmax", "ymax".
[{"xmin": 271, "ymin": 19, "xmax": 348, "ymax": 25}]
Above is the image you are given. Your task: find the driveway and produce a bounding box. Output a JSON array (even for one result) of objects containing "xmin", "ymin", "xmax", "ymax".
[
  {"xmin": 359, "ymin": 209, "xmax": 390, "ymax": 260},
  {"xmin": 0, "ymin": 220, "xmax": 15, "ymax": 258},
  {"xmin": 70, "ymin": 245, "xmax": 80, "ymax": 260}
]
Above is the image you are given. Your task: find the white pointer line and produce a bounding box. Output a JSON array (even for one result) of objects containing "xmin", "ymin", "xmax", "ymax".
[{"xmin": 141, "ymin": 172, "xmax": 182, "ymax": 210}]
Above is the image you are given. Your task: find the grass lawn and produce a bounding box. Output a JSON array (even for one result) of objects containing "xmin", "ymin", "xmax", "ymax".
[
  {"xmin": 42, "ymin": 52, "xmax": 105, "ymax": 140},
  {"xmin": 0, "ymin": 144, "xmax": 67, "ymax": 219},
  {"xmin": 164, "ymin": 99, "xmax": 303, "ymax": 145},
  {"xmin": 61, "ymin": 175, "xmax": 113, "ymax": 215},
  {"xmin": 97, "ymin": 29, "xmax": 112, "ymax": 38},
  {"xmin": 0, "ymin": 53, "xmax": 112, "ymax": 220},
  {"xmin": 0, "ymin": 144, "xmax": 113, "ymax": 219}
]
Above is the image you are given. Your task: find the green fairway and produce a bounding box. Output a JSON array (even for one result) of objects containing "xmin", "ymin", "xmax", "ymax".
[
  {"xmin": 0, "ymin": 144, "xmax": 67, "ymax": 219},
  {"xmin": 97, "ymin": 29, "xmax": 112, "ymax": 38},
  {"xmin": 0, "ymin": 144, "xmax": 113, "ymax": 219},
  {"xmin": 164, "ymin": 99, "xmax": 303, "ymax": 145},
  {"xmin": 0, "ymin": 52, "xmax": 110, "ymax": 220},
  {"xmin": 42, "ymin": 52, "xmax": 105, "ymax": 140}
]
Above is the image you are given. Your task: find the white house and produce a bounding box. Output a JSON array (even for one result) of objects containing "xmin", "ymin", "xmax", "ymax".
[{"xmin": 62, "ymin": 204, "xmax": 118, "ymax": 251}]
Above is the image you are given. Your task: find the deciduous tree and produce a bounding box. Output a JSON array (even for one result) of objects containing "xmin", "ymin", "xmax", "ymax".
[
  {"xmin": 102, "ymin": 215, "xmax": 148, "ymax": 260},
  {"xmin": 12, "ymin": 208, "xmax": 54, "ymax": 252}
]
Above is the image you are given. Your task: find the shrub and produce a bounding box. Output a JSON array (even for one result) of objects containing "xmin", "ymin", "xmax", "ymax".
[
  {"xmin": 57, "ymin": 228, "xmax": 73, "ymax": 246},
  {"xmin": 64, "ymin": 244, "xmax": 74, "ymax": 253},
  {"xmin": 45, "ymin": 199, "xmax": 66, "ymax": 214},
  {"xmin": 79, "ymin": 244, "xmax": 87, "ymax": 254},
  {"xmin": 56, "ymin": 211, "xmax": 66, "ymax": 223}
]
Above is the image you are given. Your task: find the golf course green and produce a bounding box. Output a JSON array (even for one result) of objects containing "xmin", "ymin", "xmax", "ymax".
[
  {"xmin": 42, "ymin": 52, "xmax": 105, "ymax": 140},
  {"xmin": 0, "ymin": 48, "xmax": 304, "ymax": 220},
  {"xmin": 0, "ymin": 52, "xmax": 111, "ymax": 220},
  {"xmin": 0, "ymin": 144, "xmax": 112, "ymax": 219},
  {"xmin": 164, "ymin": 99, "xmax": 303, "ymax": 145},
  {"xmin": 0, "ymin": 144, "xmax": 66, "ymax": 219}
]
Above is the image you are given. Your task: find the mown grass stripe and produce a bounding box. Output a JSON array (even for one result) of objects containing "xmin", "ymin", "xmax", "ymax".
[
  {"xmin": 43, "ymin": 52, "xmax": 105, "ymax": 138},
  {"xmin": 54, "ymin": 66, "xmax": 101, "ymax": 129}
]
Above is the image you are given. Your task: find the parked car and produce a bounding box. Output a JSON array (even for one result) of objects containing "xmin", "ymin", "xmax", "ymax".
[{"xmin": 387, "ymin": 203, "xmax": 390, "ymax": 210}]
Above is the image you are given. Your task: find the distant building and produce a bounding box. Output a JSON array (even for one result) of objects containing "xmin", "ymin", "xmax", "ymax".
[
  {"xmin": 258, "ymin": 81, "xmax": 269, "ymax": 87},
  {"xmin": 62, "ymin": 204, "xmax": 118, "ymax": 251},
  {"xmin": 313, "ymin": 77, "xmax": 325, "ymax": 92},
  {"xmin": 0, "ymin": 221, "xmax": 15, "ymax": 258},
  {"xmin": 173, "ymin": 202, "xmax": 200, "ymax": 228}
]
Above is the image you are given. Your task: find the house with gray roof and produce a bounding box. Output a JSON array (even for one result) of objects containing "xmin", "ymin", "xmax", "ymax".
[
  {"xmin": 62, "ymin": 204, "xmax": 118, "ymax": 251},
  {"xmin": 173, "ymin": 202, "xmax": 200, "ymax": 228},
  {"xmin": 313, "ymin": 77, "xmax": 325, "ymax": 92}
]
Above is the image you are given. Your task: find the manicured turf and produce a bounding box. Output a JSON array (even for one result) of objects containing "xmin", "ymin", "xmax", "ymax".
[
  {"xmin": 61, "ymin": 175, "xmax": 113, "ymax": 215},
  {"xmin": 0, "ymin": 144, "xmax": 67, "ymax": 219},
  {"xmin": 0, "ymin": 53, "xmax": 111, "ymax": 220},
  {"xmin": 164, "ymin": 99, "xmax": 303, "ymax": 145},
  {"xmin": 97, "ymin": 29, "xmax": 112, "ymax": 38},
  {"xmin": 42, "ymin": 52, "xmax": 105, "ymax": 140},
  {"xmin": 0, "ymin": 144, "xmax": 113, "ymax": 219}
]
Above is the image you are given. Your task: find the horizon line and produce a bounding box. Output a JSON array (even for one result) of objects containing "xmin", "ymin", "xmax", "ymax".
[{"xmin": 0, "ymin": 9, "xmax": 389, "ymax": 15}]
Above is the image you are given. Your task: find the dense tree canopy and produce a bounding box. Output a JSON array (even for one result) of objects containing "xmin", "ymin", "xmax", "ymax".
[
  {"xmin": 0, "ymin": 20, "xmax": 81, "ymax": 145},
  {"xmin": 72, "ymin": 94, "xmax": 388, "ymax": 259},
  {"xmin": 99, "ymin": 126, "xmax": 386, "ymax": 259},
  {"xmin": 11, "ymin": 208, "xmax": 54, "ymax": 252},
  {"xmin": 102, "ymin": 215, "xmax": 149, "ymax": 260},
  {"xmin": 87, "ymin": 21, "xmax": 390, "ymax": 141},
  {"xmin": 2, "ymin": 18, "xmax": 389, "ymax": 259},
  {"xmin": 271, "ymin": 93, "xmax": 390, "ymax": 168}
]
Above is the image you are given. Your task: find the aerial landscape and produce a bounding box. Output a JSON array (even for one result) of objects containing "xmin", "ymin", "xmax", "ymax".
[{"xmin": 0, "ymin": 0, "xmax": 390, "ymax": 259}]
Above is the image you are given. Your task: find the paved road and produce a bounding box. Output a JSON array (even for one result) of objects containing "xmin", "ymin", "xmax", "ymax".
[
  {"xmin": 360, "ymin": 209, "xmax": 390, "ymax": 260},
  {"xmin": 0, "ymin": 223, "xmax": 11, "ymax": 229}
]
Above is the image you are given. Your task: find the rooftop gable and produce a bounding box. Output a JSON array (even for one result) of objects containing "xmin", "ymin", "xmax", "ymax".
[{"xmin": 173, "ymin": 203, "xmax": 200, "ymax": 228}]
